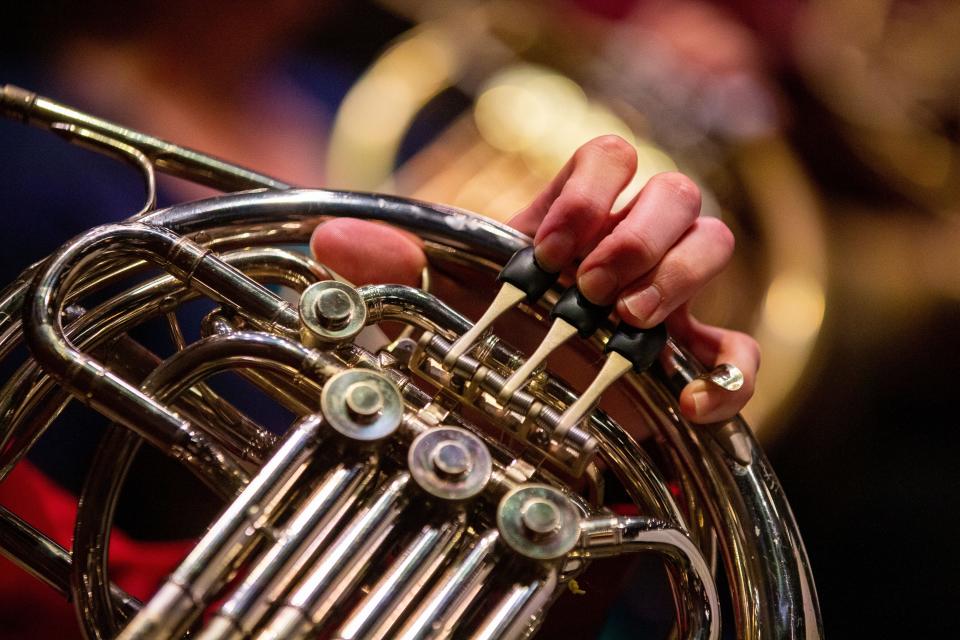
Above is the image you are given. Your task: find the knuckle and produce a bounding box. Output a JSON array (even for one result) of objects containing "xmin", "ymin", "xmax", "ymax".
[
  {"xmin": 664, "ymin": 261, "xmax": 697, "ymax": 296},
  {"xmin": 558, "ymin": 188, "xmax": 608, "ymax": 222},
  {"xmin": 618, "ymin": 224, "xmax": 659, "ymax": 266},
  {"xmin": 649, "ymin": 171, "xmax": 702, "ymax": 213}
]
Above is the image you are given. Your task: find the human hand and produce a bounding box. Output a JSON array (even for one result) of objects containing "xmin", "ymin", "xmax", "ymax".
[{"xmin": 311, "ymin": 135, "xmax": 759, "ymax": 424}]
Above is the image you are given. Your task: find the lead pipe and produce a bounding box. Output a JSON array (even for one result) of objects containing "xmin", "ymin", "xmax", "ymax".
[{"xmin": 1, "ymin": 85, "xmax": 291, "ymax": 192}]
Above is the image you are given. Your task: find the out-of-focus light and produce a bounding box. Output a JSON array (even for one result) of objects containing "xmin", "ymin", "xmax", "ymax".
[
  {"xmin": 474, "ymin": 63, "xmax": 676, "ymax": 204},
  {"xmin": 475, "ymin": 65, "xmax": 588, "ymax": 157},
  {"xmin": 761, "ymin": 272, "xmax": 825, "ymax": 344}
]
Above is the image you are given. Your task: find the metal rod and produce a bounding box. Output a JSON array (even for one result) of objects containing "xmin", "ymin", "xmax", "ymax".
[
  {"xmin": 393, "ymin": 529, "xmax": 500, "ymax": 640},
  {"xmin": 469, "ymin": 568, "xmax": 559, "ymax": 640},
  {"xmin": 117, "ymin": 414, "xmax": 327, "ymax": 640},
  {"xmin": 255, "ymin": 473, "xmax": 412, "ymax": 640},
  {"xmin": 199, "ymin": 458, "xmax": 379, "ymax": 640},
  {"xmin": 333, "ymin": 515, "xmax": 467, "ymax": 640}
]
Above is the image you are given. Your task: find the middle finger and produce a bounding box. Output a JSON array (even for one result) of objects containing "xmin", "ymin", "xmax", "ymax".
[{"xmin": 576, "ymin": 171, "xmax": 702, "ymax": 304}]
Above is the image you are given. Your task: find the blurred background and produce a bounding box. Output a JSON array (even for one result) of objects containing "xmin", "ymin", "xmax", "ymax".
[{"xmin": 1, "ymin": 0, "xmax": 958, "ymax": 637}]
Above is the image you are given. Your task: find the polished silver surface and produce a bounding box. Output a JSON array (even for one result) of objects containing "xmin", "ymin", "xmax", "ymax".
[
  {"xmin": 497, "ymin": 484, "xmax": 581, "ymax": 561},
  {"xmin": 408, "ymin": 426, "xmax": 493, "ymax": 500},
  {"xmin": 320, "ymin": 369, "xmax": 403, "ymax": 442},
  {"xmin": 299, "ymin": 280, "xmax": 367, "ymax": 345},
  {"xmin": 0, "ymin": 87, "xmax": 822, "ymax": 640}
]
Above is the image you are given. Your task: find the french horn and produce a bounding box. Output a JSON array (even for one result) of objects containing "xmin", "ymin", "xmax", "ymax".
[{"xmin": 0, "ymin": 85, "xmax": 822, "ymax": 639}]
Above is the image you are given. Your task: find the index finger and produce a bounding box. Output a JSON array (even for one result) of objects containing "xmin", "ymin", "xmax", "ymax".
[{"xmin": 508, "ymin": 135, "xmax": 638, "ymax": 271}]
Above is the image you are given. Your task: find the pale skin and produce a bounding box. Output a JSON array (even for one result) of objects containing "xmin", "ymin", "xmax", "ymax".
[{"xmin": 311, "ymin": 135, "xmax": 760, "ymax": 424}]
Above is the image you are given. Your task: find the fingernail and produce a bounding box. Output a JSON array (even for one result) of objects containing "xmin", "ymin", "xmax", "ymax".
[
  {"xmin": 577, "ymin": 267, "xmax": 619, "ymax": 303},
  {"xmin": 534, "ymin": 230, "xmax": 575, "ymax": 272},
  {"xmin": 621, "ymin": 285, "xmax": 661, "ymax": 324},
  {"xmin": 692, "ymin": 390, "xmax": 709, "ymax": 418}
]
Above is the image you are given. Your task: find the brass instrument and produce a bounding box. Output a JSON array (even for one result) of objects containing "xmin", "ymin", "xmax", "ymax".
[{"xmin": 0, "ymin": 86, "xmax": 822, "ymax": 639}]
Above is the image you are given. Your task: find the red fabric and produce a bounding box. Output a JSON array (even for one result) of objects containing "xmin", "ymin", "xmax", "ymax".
[{"xmin": 0, "ymin": 461, "xmax": 193, "ymax": 639}]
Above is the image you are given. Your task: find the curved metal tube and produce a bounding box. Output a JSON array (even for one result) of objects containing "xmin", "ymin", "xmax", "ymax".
[
  {"xmin": 72, "ymin": 330, "xmax": 344, "ymax": 638},
  {"xmin": 579, "ymin": 515, "xmax": 720, "ymax": 640},
  {"xmin": 21, "ymin": 222, "xmax": 302, "ymax": 496},
  {"xmin": 0, "ymin": 185, "xmax": 821, "ymax": 638},
  {"xmin": 0, "ymin": 247, "xmax": 322, "ymax": 483}
]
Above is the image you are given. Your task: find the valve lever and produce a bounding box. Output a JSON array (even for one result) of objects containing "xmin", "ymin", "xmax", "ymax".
[
  {"xmin": 444, "ymin": 247, "xmax": 558, "ymax": 369},
  {"xmin": 443, "ymin": 283, "xmax": 525, "ymax": 368},
  {"xmin": 553, "ymin": 323, "xmax": 668, "ymax": 441},
  {"xmin": 497, "ymin": 319, "xmax": 577, "ymax": 404},
  {"xmin": 498, "ymin": 287, "xmax": 612, "ymax": 404}
]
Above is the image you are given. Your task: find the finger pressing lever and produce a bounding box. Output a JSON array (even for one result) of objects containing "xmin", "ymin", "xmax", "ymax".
[
  {"xmin": 498, "ymin": 287, "xmax": 612, "ymax": 404},
  {"xmin": 444, "ymin": 247, "xmax": 558, "ymax": 368},
  {"xmin": 553, "ymin": 323, "xmax": 668, "ymax": 441}
]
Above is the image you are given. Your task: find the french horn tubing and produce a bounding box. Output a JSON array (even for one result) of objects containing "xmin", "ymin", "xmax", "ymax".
[{"xmin": 0, "ymin": 85, "xmax": 823, "ymax": 639}]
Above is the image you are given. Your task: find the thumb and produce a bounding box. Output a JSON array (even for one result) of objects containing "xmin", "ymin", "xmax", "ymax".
[{"xmin": 310, "ymin": 218, "xmax": 426, "ymax": 286}]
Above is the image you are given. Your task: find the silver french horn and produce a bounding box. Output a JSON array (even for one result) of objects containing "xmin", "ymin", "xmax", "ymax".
[{"xmin": 0, "ymin": 85, "xmax": 822, "ymax": 640}]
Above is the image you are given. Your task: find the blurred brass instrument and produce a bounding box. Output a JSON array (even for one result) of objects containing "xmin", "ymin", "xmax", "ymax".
[
  {"xmin": 0, "ymin": 85, "xmax": 821, "ymax": 639},
  {"xmin": 327, "ymin": 0, "xmax": 830, "ymax": 438}
]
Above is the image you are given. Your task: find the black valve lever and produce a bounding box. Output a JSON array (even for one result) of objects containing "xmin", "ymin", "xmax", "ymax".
[
  {"xmin": 553, "ymin": 322, "xmax": 669, "ymax": 439},
  {"xmin": 497, "ymin": 246, "xmax": 560, "ymax": 303},
  {"xmin": 446, "ymin": 247, "xmax": 559, "ymax": 367},
  {"xmin": 550, "ymin": 287, "xmax": 613, "ymax": 338},
  {"xmin": 498, "ymin": 285, "xmax": 610, "ymax": 402},
  {"xmin": 604, "ymin": 322, "xmax": 668, "ymax": 372}
]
